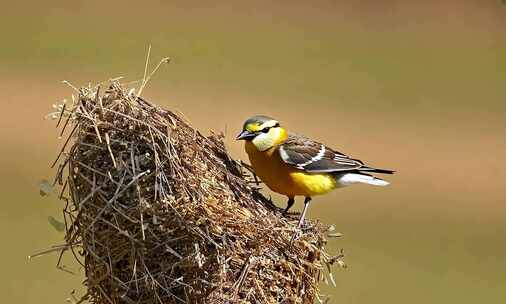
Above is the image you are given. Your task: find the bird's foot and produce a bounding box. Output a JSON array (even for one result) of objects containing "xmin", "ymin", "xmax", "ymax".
[
  {"xmin": 289, "ymin": 228, "xmax": 302, "ymax": 243},
  {"xmin": 289, "ymin": 218, "xmax": 307, "ymax": 243}
]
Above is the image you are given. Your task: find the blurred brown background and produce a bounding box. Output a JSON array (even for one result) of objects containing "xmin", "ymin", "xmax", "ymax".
[{"xmin": 1, "ymin": 0, "xmax": 506, "ymax": 303}]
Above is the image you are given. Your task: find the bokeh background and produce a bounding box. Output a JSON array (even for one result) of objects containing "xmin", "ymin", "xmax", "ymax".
[{"xmin": 2, "ymin": 0, "xmax": 506, "ymax": 303}]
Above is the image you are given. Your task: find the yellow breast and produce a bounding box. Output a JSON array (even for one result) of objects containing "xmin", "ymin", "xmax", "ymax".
[{"xmin": 245, "ymin": 141, "xmax": 337, "ymax": 197}]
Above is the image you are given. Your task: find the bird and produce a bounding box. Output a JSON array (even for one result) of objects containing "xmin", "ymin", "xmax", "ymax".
[{"xmin": 236, "ymin": 115, "xmax": 394, "ymax": 231}]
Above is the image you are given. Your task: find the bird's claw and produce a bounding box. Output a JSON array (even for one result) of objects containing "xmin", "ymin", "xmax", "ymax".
[{"xmin": 289, "ymin": 228, "xmax": 302, "ymax": 243}]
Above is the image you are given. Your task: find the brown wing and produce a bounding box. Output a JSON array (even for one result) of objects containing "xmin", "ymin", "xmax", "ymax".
[{"xmin": 278, "ymin": 134, "xmax": 364, "ymax": 173}]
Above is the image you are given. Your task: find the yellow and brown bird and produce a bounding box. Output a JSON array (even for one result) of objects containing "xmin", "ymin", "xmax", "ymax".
[{"xmin": 237, "ymin": 115, "xmax": 394, "ymax": 228}]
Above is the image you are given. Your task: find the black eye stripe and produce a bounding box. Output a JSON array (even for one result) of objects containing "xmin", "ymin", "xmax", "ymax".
[{"xmin": 260, "ymin": 123, "xmax": 279, "ymax": 133}]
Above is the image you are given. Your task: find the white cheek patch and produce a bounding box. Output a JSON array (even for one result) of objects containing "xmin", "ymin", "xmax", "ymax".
[
  {"xmin": 252, "ymin": 133, "xmax": 273, "ymax": 151},
  {"xmin": 252, "ymin": 128, "xmax": 281, "ymax": 151}
]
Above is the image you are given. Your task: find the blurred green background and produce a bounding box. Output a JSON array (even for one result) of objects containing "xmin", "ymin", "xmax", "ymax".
[{"xmin": 2, "ymin": 0, "xmax": 506, "ymax": 303}]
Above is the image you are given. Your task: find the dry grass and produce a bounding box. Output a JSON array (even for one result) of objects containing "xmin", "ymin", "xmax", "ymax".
[{"xmin": 49, "ymin": 79, "xmax": 341, "ymax": 303}]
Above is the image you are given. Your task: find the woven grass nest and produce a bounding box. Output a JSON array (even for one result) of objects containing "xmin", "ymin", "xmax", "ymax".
[{"xmin": 51, "ymin": 80, "xmax": 342, "ymax": 303}]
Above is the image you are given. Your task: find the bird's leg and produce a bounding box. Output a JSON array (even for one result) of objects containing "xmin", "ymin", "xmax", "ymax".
[
  {"xmin": 297, "ymin": 197, "xmax": 312, "ymax": 229},
  {"xmin": 290, "ymin": 197, "xmax": 312, "ymax": 243},
  {"xmin": 283, "ymin": 197, "xmax": 295, "ymax": 214}
]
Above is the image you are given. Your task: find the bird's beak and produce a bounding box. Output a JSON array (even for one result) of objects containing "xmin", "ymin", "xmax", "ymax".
[{"xmin": 236, "ymin": 130, "xmax": 256, "ymax": 140}]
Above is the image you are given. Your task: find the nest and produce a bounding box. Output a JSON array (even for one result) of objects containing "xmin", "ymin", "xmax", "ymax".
[{"xmin": 51, "ymin": 80, "xmax": 341, "ymax": 303}]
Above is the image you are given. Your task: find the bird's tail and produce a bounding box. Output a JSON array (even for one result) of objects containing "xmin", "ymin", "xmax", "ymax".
[
  {"xmin": 358, "ymin": 167, "xmax": 395, "ymax": 175},
  {"xmin": 338, "ymin": 173, "xmax": 390, "ymax": 186}
]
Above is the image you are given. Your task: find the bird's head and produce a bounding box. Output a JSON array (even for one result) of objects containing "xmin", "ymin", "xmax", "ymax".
[{"xmin": 236, "ymin": 115, "xmax": 287, "ymax": 151}]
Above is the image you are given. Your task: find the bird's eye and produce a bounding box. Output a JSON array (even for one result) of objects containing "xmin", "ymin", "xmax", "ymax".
[{"xmin": 261, "ymin": 127, "xmax": 270, "ymax": 133}]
